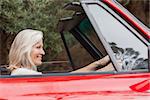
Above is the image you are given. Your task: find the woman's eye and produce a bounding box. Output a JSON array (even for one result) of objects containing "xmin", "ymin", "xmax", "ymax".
[{"xmin": 36, "ymin": 46, "xmax": 41, "ymax": 49}]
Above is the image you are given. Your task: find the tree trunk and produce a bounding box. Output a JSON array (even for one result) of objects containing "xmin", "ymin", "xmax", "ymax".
[
  {"xmin": 0, "ymin": 30, "xmax": 15, "ymax": 65},
  {"xmin": 126, "ymin": 0, "xmax": 149, "ymax": 26},
  {"xmin": 0, "ymin": 31, "xmax": 8, "ymax": 65}
]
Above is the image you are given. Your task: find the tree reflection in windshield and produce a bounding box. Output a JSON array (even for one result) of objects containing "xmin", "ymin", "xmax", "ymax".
[{"xmin": 110, "ymin": 42, "xmax": 148, "ymax": 71}]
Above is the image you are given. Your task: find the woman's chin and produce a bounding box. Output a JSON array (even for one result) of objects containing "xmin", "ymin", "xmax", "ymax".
[{"xmin": 34, "ymin": 61, "xmax": 42, "ymax": 66}]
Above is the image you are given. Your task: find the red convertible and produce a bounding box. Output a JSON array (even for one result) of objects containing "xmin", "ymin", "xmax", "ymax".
[{"xmin": 0, "ymin": 0, "xmax": 150, "ymax": 100}]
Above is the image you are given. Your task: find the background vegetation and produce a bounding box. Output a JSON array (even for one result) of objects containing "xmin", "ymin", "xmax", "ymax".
[{"xmin": 0, "ymin": 0, "xmax": 78, "ymax": 65}]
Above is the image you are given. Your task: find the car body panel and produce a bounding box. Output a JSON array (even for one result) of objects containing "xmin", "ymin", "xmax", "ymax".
[{"xmin": 0, "ymin": 73, "xmax": 150, "ymax": 100}]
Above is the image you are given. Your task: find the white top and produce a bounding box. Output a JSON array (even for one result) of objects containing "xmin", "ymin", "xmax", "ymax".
[{"xmin": 11, "ymin": 68, "xmax": 42, "ymax": 75}]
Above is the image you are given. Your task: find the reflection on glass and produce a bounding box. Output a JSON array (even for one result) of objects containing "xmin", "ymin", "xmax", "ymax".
[
  {"xmin": 110, "ymin": 42, "xmax": 148, "ymax": 70},
  {"xmin": 88, "ymin": 4, "xmax": 148, "ymax": 71}
]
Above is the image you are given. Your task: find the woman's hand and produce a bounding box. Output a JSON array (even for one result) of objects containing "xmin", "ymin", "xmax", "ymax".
[
  {"xmin": 96, "ymin": 58, "xmax": 123, "ymax": 72},
  {"xmin": 71, "ymin": 55, "xmax": 111, "ymax": 73},
  {"xmin": 93, "ymin": 55, "xmax": 110, "ymax": 70}
]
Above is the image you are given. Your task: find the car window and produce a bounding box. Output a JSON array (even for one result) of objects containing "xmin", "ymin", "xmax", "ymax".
[
  {"xmin": 64, "ymin": 31, "xmax": 95, "ymax": 69},
  {"xmin": 78, "ymin": 18, "xmax": 107, "ymax": 56},
  {"xmin": 87, "ymin": 4, "xmax": 148, "ymax": 71},
  {"xmin": 63, "ymin": 17, "xmax": 115, "ymax": 72}
]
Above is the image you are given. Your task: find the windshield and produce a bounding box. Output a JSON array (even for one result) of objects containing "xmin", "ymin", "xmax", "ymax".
[{"xmin": 86, "ymin": 3, "xmax": 149, "ymax": 71}]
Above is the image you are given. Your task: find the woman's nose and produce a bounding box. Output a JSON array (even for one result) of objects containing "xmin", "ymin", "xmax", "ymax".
[{"xmin": 41, "ymin": 48, "xmax": 45, "ymax": 55}]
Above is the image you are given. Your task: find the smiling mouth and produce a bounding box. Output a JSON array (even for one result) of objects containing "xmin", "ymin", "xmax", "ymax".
[{"xmin": 37, "ymin": 55, "xmax": 42, "ymax": 60}]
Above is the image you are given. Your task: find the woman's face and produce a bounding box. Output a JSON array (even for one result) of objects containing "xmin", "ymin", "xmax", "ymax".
[{"xmin": 31, "ymin": 40, "xmax": 45, "ymax": 66}]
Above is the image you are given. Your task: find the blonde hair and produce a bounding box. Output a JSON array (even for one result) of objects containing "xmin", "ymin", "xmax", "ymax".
[{"xmin": 9, "ymin": 29, "xmax": 43, "ymax": 70}]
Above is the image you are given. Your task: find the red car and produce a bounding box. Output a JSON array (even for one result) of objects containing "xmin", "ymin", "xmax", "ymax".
[{"xmin": 0, "ymin": 0, "xmax": 150, "ymax": 100}]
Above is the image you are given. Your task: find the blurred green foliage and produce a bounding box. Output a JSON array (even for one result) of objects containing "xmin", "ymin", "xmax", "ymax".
[{"xmin": 0, "ymin": 0, "xmax": 78, "ymax": 61}]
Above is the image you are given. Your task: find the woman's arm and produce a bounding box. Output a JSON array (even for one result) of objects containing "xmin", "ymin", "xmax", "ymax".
[{"xmin": 71, "ymin": 55, "xmax": 110, "ymax": 73}]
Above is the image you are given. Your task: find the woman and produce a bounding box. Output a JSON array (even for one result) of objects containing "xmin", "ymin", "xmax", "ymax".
[
  {"xmin": 9, "ymin": 29, "xmax": 45, "ymax": 75},
  {"xmin": 9, "ymin": 29, "xmax": 111, "ymax": 75}
]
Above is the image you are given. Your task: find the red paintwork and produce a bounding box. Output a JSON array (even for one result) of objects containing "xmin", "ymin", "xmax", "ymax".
[
  {"xmin": 103, "ymin": 0, "xmax": 150, "ymax": 40},
  {"xmin": 0, "ymin": 73, "xmax": 150, "ymax": 100},
  {"xmin": 130, "ymin": 79, "xmax": 150, "ymax": 92}
]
